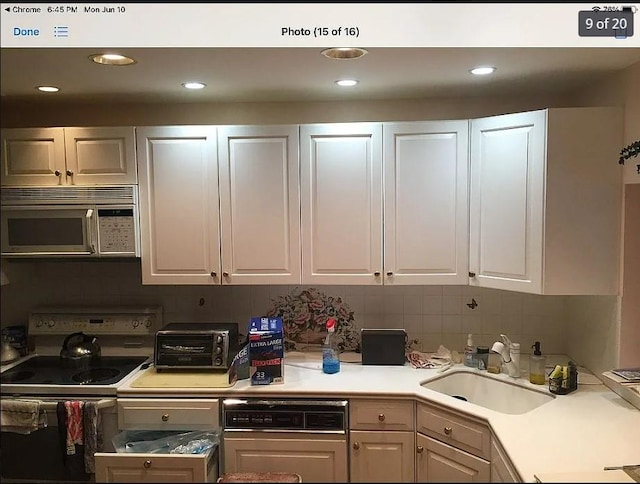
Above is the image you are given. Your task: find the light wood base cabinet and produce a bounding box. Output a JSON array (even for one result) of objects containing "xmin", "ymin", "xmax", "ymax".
[
  {"xmin": 223, "ymin": 432, "xmax": 348, "ymax": 483},
  {"xmin": 490, "ymin": 438, "xmax": 520, "ymax": 483},
  {"xmin": 350, "ymin": 430, "xmax": 415, "ymax": 482},
  {"xmin": 416, "ymin": 433, "xmax": 490, "ymax": 482}
]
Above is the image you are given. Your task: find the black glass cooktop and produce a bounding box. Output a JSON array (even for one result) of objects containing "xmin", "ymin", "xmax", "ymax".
[{"xmin": 0, "ymin": 356, "xmax": 148, "ymax": 386}]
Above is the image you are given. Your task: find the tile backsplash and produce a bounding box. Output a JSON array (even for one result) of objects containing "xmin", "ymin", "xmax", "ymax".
[{"xmin": 0, "ymin": 260, "xmax": 568, "ymax": 355}]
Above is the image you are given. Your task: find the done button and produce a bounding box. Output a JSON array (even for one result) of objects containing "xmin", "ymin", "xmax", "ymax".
[{"xmin": 13, "ymin": 27, "xmax": 40, "ymax": 36}]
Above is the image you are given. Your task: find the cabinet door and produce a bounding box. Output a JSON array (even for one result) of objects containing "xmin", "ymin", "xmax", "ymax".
[
  {"xmin": 1, "ymin": 127, "xmax": 66, "ymax": 186},
  {"xmin": 416, "ymin": 433, "xmax": 490, "ymax": 483},
  {"xmin": 137, "ymin": 126, "xmax": 221, "ymax": 284},
  {"xmin": 300, "ymin": 123, "xmax": 383, "ymax": 284},
  {"xmin": 469, "ymin": 110, "xmax": 546, "ymax": 294},
  {"xmin": 490, "ymin": 438, "xmax": 520, "ymax": 482},
  {"xmin": 64, "ymin": 127, "xmax": 137, "ymax": 185},
  {"xmin": 350, "ymin": 430, "xmax": 415, "ymax": 482},
  {"xmin": 218, "ymin": 125, "xmax": 301, "ymax": 284},
  {"xmin": 384, "ymin": 121, "xmax": 469, "ymax": 285},
  {"xmin": 223, "ymin": 432, "xmax": 347, "ymax": 483}
]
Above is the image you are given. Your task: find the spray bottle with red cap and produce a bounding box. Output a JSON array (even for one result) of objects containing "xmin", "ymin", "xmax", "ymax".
[{"xmin": 322, "ymin": 318, "xmax": 341, "ymax": 374}]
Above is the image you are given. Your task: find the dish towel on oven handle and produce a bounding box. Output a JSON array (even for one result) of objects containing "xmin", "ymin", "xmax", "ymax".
[
  {"xmin": 0, "ymin": 399, "xmax": 44, "ymax": 434},
  {"xmin": 65, "ymin": 400, "xmax": 84, "ymax": 454},
  {"xmin": 83, "ymin": 401, "xmax": 103, "ymax": 474}
]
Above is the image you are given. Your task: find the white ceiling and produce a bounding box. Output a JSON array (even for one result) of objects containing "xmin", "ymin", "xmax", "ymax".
[{"xmin": 2, "ymin": 47, "xmax": 640, "ymax": 104}]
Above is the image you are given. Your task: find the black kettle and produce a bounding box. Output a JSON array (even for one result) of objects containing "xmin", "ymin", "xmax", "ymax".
[{"xmin": 60, "ymin": 332, "xmax": 101, "ymax": 369}]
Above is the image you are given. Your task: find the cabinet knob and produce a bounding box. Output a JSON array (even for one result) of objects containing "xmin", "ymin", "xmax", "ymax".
[
  {"xmin": 66, "ymin": 170, "xmax": 74, "ymax": 177},
  {"xmin": 416, "ymin": 446, "xmax": 424, "ymax": 454},
  {"xmin": 469, "ymin": 272, "xmax": 476, "ymax": 278},
  {"xmin": 162, "ymin": 414, "xmax": 169, "ymax": 422},
  {"xmin": 374, "ymin": 271, "xmax": 381, "ymax": 276},
  {"xmin": 210, "ymin": 271, "xmax": 217, "ymax": 277},
  {"xmin": 386, "ymin": 271, "xmax": 393, "ymax": 276},
  {"xmin": 143, "ymin": 460, "xmax": 152, "ymax": 469},
  {"xmin": 54, "ymin": 170, "xmax": 61, "ymax": 177},
  {"xmin": 444, "ymin": 426, "xmax": 452, "ymax": 435},
  {"xmin": 378, "ymin": 413, "xmax": 385, "ymax": 422},
  {"xmin": 223, "ymin": 271, "xmax": 229, "ymax": 277},
  {"xmin": 353, "ymin": 442, "xmax": 360, "ymax": 450}
]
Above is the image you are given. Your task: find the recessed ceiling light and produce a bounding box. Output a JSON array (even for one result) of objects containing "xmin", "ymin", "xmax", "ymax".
[
  {"xmin": 182, "ymin": 82, "xmax": 206, "ymax": 90},
  {"xmin": 36, "ymin": 86, "xmax": 60, "ymax": 93},
  {"xmin": 321, "ymin": 47, "xmax": 368, "ymax": 60},
  {"xmin": 470, "ymin": 66, "xmax": 496, "ymax": 76},
  {"xmin": 89, "ymin": 53, "xmax": 136, "ymax": 66},
  {"xmin": 335, "ymin": 79, "xmax": 359, "ymax": 87}
]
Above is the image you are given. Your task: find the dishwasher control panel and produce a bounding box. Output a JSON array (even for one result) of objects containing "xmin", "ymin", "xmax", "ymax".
[{"xmin": 223, "ymin": 399, "xmax": 347, "ymax": 431}]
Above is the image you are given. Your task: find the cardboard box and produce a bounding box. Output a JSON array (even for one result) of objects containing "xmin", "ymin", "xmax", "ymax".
[{"xmin": 248, "ymin": 317, "xmax": 284, "ymax": 385}]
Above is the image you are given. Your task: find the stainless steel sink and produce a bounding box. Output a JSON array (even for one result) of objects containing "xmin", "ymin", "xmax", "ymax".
[{"xmin": 421, "ymin": 370, "xmax": 555, "ymax": 414}]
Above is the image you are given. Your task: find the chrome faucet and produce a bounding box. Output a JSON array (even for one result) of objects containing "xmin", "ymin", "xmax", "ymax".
[{"xmin": 491, "ymin": 334, "xmax": 519, "ymax": 378}]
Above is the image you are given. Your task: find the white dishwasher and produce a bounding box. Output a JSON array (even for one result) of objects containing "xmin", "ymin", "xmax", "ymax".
[{"xmin": 222, "ymin": 398, "xmax": 348, "ymax": 483}]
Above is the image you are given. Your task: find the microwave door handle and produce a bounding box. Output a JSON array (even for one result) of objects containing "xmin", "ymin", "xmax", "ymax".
[{"xmin": 85, "ymin": 209, "xmax": 96, "ymax": 254}]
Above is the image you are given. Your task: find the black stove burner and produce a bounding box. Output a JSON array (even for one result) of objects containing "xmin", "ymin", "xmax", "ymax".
[
  {"xmin": 0, "ymin": 370, "xmax": 35, "ymax": 383},
  {"xmin": 72, "ymin": 368, "xmax": 121, "ymax": 384},
  {"xmin": 0, "ymin": 355, "xmax": 148, "ymax": 387}
]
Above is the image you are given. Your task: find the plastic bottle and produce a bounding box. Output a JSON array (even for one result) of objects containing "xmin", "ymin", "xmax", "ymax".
[
  {"xmin": 322, "ymin": 318, "xmax": 340, "ymax": 374},
  {"xmin": 476, "ymin": 346, "xmax": 489, "ymax": 370},
  {"xmin": 529, "ymin": 341, "xmax": 546, "ymax": 385},
  {"xmin": 464, "ymin": 334, "xmax": 477, "ymax": 368},
  {"xmin": 510, "ymin": 342, "xmax": 521, "ymax": 378}
]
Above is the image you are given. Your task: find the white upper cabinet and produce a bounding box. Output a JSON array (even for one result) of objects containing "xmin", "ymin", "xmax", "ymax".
[
  {"xmin": 469, "ymin": 108, "xmax": 622, "ymax": 295},
  {"xmin": 1, "ymin": 126, "xmax": 136, "ymax": 186},
  {"xmin": 137, "ymin": 126, "xmax": 221, "ymax": 285},
  {"xmin": 217, "ymin": 125, "xmax": 301, "ymax": 284},
  {"xmin": 383, "ymin": 121, "xmax": 469, "ymax": 285},
  {"xmin": 300, "ymin": 123, "xmax": 383, "ymax": 285}
]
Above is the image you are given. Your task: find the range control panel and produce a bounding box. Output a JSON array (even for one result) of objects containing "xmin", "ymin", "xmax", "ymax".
[{"xmin": 28, "ymin": 306, "xmax": 162, "ymax": 335}]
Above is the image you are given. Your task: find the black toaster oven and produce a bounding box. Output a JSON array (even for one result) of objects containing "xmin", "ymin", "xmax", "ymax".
[{"xmin": 154, "ymin": 322, "xmax": 239, "ymax": 371}]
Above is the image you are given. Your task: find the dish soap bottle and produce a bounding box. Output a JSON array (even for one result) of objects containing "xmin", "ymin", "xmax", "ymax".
[
  {"xmin": 529, "ymin": 341, "xmax": 546, "ymax": 385},
  {"xmin": 322, "ymin": 318, "xmax": 340, "ymax": 374},
  {"xmin": 464, "ymin": 334, "xmax": 476, "ymax": 368}
]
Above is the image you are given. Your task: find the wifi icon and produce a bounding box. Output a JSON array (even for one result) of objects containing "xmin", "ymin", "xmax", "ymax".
[{"xmin": 592, "ymin": 6, "xmax": 601, "ymax": 11}]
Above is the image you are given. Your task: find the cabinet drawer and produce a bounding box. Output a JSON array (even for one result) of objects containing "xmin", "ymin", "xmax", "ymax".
[
  {"xmin": 118, "ymin": 399, "xmax": 220, "ymax": 430},
  {"xmin": 95, "ymin": 445, "xmax": 218, "ymax": 483},
  {"xmin": 416, "ymin": 402, "xmax": 490, "ymax": 459},
  {"xmin": 350, "ymin": 399, "xmax": 414, "ymax": 431}
]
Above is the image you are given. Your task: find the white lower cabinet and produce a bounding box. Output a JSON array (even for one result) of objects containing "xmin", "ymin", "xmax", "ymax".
[
  {"xmin": 415, "ymin": 401, "xmax": 492, "ymax": 483},
  {"xmin": 416, "ymin": 433, "xmax": 489, "ymax": 482},
  {"xmin": 490, "ymin": 438, "xmax": 520, "ymax": 483},
  {"xmin": 222, "ymin": 432, "xmax": 348, "ymax": 482},
  {"xmin": 94, "ymin": 398, "xmax": 221, "ymax": 483},
  {"xmin": 349, "ymin": 398, "xmax": 416, "ymax": 482}
]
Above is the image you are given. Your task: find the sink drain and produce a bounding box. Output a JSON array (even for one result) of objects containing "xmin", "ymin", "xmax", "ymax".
[{"xmin": 451, "ymin": 395, "xmax": 468, "ymax": 401}]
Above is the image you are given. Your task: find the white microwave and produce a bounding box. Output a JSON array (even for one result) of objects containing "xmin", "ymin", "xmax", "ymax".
[{"xmin": 1, "ymin": 186, "xmax": 140, "ymax": 258}]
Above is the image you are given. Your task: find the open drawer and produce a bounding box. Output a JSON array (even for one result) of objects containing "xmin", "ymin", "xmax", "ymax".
[
  {"xmin": 95, "ymin": 444, "xmax": 218, "ymax": 483},
  {"xmin": 95, "ymin": 398, "xmax": 221, "ymax": 483}
]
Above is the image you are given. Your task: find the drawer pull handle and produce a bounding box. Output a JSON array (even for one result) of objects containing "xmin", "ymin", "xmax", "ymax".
[
  {"xmin": 210, "ymin": 271, "xmax": 217, "ymax": 277},
  {"xmin": 378, "ymin": 413, "xmax": 385, "ymax": 422},
  {"xmin": 162, "ymin": 414, "xmax": 169, "ymax": 421},
  {"xmin": 386, "ymin": 271, "xmax": 393, "ymax": 276},
  {"xmin": 353, "ymin": 442, "xmax": 360, "ymax": 450},
  {"xmin": 374, "ymin": 271, "xmax": 381, "ymax": 276},
  {"xmin": 144, "ymin": 460, "xmax": 152, "ymax": 469},
  {"xmin": 444, "ymin": 426, "xmax": 452, "ymax": 435},
  {"xmin": 223, "ymin": 271, "xmax": 229, "ymax": 277},
  {"xmin": 54, "ymin": 170, "xmax": 62, "ymax": 177},
  {"xmin": 417, "ymin": 446, "xmax": 424, "ymax": 454}
]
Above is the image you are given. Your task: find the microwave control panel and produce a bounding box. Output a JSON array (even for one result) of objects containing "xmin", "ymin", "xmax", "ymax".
[{"xmin": 98, "ymin": 208, "xmax": 136, "ymax": 254}]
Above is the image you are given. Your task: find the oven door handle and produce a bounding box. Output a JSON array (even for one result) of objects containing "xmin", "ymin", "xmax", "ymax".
[
  {"xmin": 85, "ymin": 209, "xmax": 96, "ymax": 254},
  {"xmin": 34, "ymin": 398, "xmax": 116, "ymax": 412}
]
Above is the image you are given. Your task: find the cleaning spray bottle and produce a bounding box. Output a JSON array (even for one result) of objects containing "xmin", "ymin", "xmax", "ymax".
[
  {"xmin": 464, "ymin": 333, "xmax": 477, "ymax": 368},
  {"xmin": 322, "ymin": 318, "xmax": 340, "ymax": 374},
  {"xmin": 529, "ymin": 341, "xmax": 546, "ymax": 385}
]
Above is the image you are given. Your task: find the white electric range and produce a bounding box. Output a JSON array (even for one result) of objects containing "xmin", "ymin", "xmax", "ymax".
[{"xmin": 0, "ymin": 306, "xmax": 161, "ymax": 483}]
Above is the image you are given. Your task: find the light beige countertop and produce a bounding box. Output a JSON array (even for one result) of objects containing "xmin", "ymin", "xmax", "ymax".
[{"xmin": 117, "ymin": 352, "xmax": 640, "ymax": 483}]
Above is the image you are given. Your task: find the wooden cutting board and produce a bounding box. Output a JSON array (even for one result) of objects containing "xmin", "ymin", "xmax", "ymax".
[{"xmin": 129, "ymin": 367, "xmax": 235, "ymax": 388}]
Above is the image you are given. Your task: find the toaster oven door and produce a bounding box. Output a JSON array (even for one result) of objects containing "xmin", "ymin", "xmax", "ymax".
[{"xmin": 155, "ymin": 334, "xmax": 216, "ymax": 369}]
